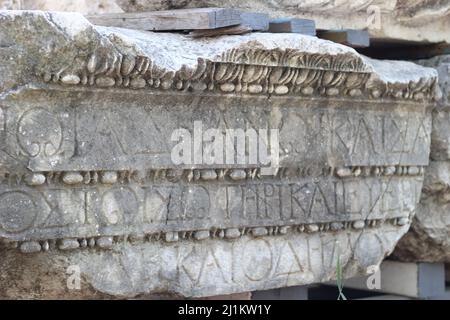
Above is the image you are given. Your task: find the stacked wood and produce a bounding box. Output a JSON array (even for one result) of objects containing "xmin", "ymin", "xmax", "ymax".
[
  {"xmin": 86, "ymin": 8, "xmax": 241, "ymax": 31},
  {"xmin": 317, "ymin": 30, "xmax": 370, "ymax": 48},
  {"xmin": 86, "ymin": 7, "xmax": 379, "ymax": 52},
  {"xmin": 268, "ymin": 18, "xmax": 316, "ymax": 36},
  {"xmin": 189, "ymin": 25, "xmax": 252, "ymax": 38}
]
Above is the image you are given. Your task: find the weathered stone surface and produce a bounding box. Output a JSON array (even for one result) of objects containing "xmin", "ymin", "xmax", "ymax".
[
  {"xmin": 0, "ymin": 0, "xmax": 123, "ymax": 14},
  {"xmin": 116, "ymin": 0, "xmax": 450, "ymax": 44},
  {"xmin": 0, "ymin": 226, "xmax": 414, "ymax": 298},
  {"xmin": 0, "ymin": 11, "xmax": 437, "ymax": 298},
  {"xmin": 394, "ymin": 55, "xmax": 450, "ymax": 263}
]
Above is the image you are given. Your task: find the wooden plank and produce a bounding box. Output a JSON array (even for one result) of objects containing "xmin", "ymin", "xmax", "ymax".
[
  {"xmin": 240, "ymin": 12, "xmax": 269, "ymax": 31},
  {"xmin": 358, "ymin": 295, "xmax": 412, "ymax": 300},
  {"xmin": 86, "ymin": 8, "xmax": 241, "ymax": 31},
  {"xmin": 268, "ymin": 18, "xmax": 316, "ymax": 36},
  {"xmin": 446, "ymin": 264, "xmax": 450, "ymax": 282},
  {"xmin": 431, "ymin": 287, "xmax": 450, "ymax": 300},
  {"xmin": 198, "ymin": 292, "xmax": 251, "ymax": 300},
  {"xmin": 341, "ymin": 261, "xmax": 446, "ymax": 298},
  {"xmin": 252, "ymin": 286, "xmax": 309, "ymax": 300},
  {"xmin": 359, "ymin": 287, "xmax": 450, "ymax": 300},
  {"xmin": 318, "ymin": 29, "xmax": 370, "ymax": 48},
  {"xmin": 418, "ymin": 262, "xmax": 447, "ymax": 298},
  {"xmin": 189, "ymin": 25, "xmax": 252, "ymax": 38}
]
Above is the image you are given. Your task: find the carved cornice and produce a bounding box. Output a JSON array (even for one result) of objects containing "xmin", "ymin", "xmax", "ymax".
[
  {"xmin": 40, "ymin": 49, "xmax": 438, "ymax": 102},
  {"xmin": 0, "ymin": 11, "xmax": 434, "ymax": 102}
]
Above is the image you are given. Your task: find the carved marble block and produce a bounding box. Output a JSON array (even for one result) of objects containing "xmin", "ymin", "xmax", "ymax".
[
  {"xmin": 0, "ymin": 11, "xmax": 438, "ymax": 298},
  {"xmin": 394, "ymin": 55, "xmax": 450, "ymax": 263}
]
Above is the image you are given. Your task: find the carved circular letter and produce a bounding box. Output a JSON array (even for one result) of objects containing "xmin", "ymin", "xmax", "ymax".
[
  {"xmin": 183, "ymin": 185, "xmax": 210, "ymax": 219},
  {"xmin": 101, "ymin": 187, "xmax": 139, "ymax": 225},
  {"xmin": 242, "ymin": 238, "xmax": 273, "ymax": 281},
  {"xmin": 17, "ymin": 108, "xmax": 63, "ymax": 157},
  {"xmin": 354, "ymin": 232, "xmax": 383, "ymax": 268},
  {"xmin": 0, "ymin": 191, "xmax": 36, "ymax": 233}
]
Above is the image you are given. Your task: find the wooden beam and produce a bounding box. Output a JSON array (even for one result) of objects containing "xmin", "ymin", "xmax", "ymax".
[
  {"xmin": 357, "ymin": 295, "xmax": 412, "ymax": 300},
  {"xmin": 86, "ymin": 8, "xmax": 241, "ymax": 31},
  {"xmin": 189, "ymin": 25, "xmax": 252, "ymax": 38},
  {"xmin": 268, "ymin": 18, "xmax": 316, "ymax": 36},
  {"xmin": 318, "ymin": 29, "xmax": 370, "ymax": 48},
  {"xmin": 252, "ymin": 286, "xmax": 309, "ymax": 300},
  {"xmin": 240, "ymin": 12, "xmax": 269, "ymax": 31},
  {"xmin": 446, "ymin": 264, "xmax": 450, "ymax": 282},
  {"xmin": 341, "ymin": 261, "xmax": 446, "ymax": 299}
]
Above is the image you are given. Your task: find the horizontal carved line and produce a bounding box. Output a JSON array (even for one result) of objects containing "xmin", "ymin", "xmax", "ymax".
[
  {"xmin": 4, "ymin": 217, "xmax": 410, "ymax": 254},
  {"xmin": 41, "ymin": 59, "xmax": 437, "ymax": 102},
  {"xmin": 3, "ymin": 166, "xmax": 424, "ymax": 187}
]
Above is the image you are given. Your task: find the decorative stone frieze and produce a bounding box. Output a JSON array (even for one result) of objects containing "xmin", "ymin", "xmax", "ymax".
[{"xmin": 0, "ymin": 11, "xmax": 438, "ymax": 298}]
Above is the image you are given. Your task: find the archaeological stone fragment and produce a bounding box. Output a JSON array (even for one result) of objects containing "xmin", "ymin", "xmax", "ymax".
[
  {"xmin": 393, "ymin": 55, "xmax": 450, "ymax": 263},
  {"xmin": 0, "ymin": 11, "xmax": 438, "ymax": 298}
]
